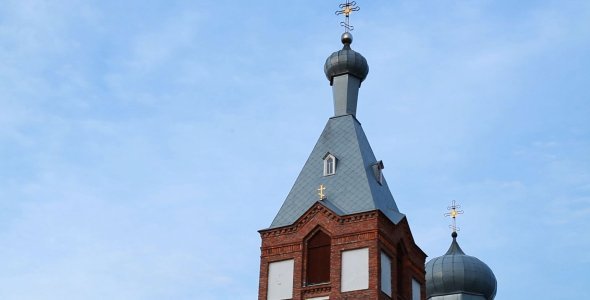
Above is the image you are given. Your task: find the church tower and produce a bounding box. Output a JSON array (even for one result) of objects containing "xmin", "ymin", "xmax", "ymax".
[{"xmin": 258, "ymin": 3, "xmax": 427, "ymax": 299}]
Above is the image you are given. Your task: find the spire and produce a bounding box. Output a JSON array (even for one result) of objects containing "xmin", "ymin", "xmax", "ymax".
[
  {"xmin": 269, "ymin": 115, "xmax": 404, "ymax": 228},
  {"xmin": 324, "ymin": 2, "xmax": 369, "ymax": 117},
  {"xmin": 269, "ymin": 1, "xmax": 402, "ymax": 229}
]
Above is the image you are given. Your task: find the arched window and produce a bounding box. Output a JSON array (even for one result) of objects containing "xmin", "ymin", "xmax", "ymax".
[
  {"xmin": 326, "ymin": 157, "xmax": 334, "ymax": 174},
  {"xmin": 323, "ymin": 154, "xmax": 336, "ymax": 176},
  {"xmin": 306, "ymin": 230, "xmax": 331, "ymax": 285}
]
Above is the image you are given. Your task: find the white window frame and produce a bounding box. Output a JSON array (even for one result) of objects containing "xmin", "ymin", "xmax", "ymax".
[{"xmin": 323, "ymin": 153, "xmax": 337, "ymax": 176}]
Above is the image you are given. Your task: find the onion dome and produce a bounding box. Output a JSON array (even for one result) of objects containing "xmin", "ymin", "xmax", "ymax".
[
  {"xmin": 425, "ymin": 232, "xmax": 497, "ymax": 299},
  {"xmin": 324, "ymin": 32, "xmax": 369, "ymax": 85}
]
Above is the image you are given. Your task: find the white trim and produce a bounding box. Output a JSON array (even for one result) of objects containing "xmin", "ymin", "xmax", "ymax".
[{"xmin": 323, "ymin": 154, "xmax": 337, "ymax": 176}]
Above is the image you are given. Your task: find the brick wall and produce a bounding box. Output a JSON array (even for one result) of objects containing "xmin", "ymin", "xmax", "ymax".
[{"xmin": 258, "ymin": 202, "xmax": 426, "ymax": 300}]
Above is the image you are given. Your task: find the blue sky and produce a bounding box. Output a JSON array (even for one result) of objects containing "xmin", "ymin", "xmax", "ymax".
[{"xmin": 0, "ymin": 0, "xmax": 589, "ymax": 299}]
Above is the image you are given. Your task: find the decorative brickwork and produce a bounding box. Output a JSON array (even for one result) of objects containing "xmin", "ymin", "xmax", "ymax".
[{"xmin": 258, "ymin": 202, "xmax": 426, "ymax": 300}]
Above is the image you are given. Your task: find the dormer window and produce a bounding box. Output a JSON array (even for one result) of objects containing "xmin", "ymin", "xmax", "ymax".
[
  {"xmin": 372, "ymin": 160, "xmax": 384, "ymax": 185},
  {"xmin": 323, "ymin": 153, "xmax": 337, "ymax": 176}
]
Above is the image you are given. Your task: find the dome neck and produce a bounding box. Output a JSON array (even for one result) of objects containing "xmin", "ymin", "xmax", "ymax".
[
  {"xmin": 331, "ymin": 73, "xmax": 361, "ymax": 117},
  {"xmin": 445, "ymin": 234, "xmax": 466, "ymax": 255},
  {"xmin": 329, "ymin": 33, "xmax": 365, "ymax": 117}
]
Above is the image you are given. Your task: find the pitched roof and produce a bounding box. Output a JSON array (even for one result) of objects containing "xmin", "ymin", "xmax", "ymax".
[{"xmin": 269, "ymin": 114, "xmax": 404, "ymax": 228}]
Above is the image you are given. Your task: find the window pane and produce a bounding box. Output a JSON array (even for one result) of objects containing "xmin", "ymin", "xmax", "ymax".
[
  {"xmin": 412, "ymin": 278, "xmax": 421, "ymax": 300},
  {"xmin": 268, "ymin": 260, "xmax": 294, "ymax": 300},
  {"xmin": 381, "ymin": 252, "xmax": 392, "ymax": 296},
  {"xmin": 324, "ymin": 155, "xmax": 336, "ymax": 176},
  {"xmin": 341, "ymin": 248, "xmax": 369, "ymax": 292}
]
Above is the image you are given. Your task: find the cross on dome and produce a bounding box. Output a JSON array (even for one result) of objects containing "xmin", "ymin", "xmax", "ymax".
[
  {"xmin": 335, "ymin": 1, "xmax": 360, "ymax": 32},
  {"xmin": 444, "ymin": 200, "xmax": 464, "ymax": 235}
]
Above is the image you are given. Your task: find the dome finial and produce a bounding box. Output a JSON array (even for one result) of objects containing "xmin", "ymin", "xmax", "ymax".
[{"xmin": 341, "ymin": 32, "xmax": 353, "ymax": 45}]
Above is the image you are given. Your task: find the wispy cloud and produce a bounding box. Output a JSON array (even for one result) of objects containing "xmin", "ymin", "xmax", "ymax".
[{"xmin": 0, "ymin": 0, "xmax": 588, "ymax": 299}]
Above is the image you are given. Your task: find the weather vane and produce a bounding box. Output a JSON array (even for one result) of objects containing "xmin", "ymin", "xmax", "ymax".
[
  {"xmin": 444, "ymin": 200, "xmax": 464, "ymax": 233},
  {"xmin": 335, "ymin": 1, "xmax": 360, "ymax": 32},
  {"xmin": 318, "ymin": 184, "xmax": 326, "ymax": 200}
]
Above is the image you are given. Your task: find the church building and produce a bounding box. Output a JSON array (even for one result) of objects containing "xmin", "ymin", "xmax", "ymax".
[
  {"xmin": 257, "ymin": 3, "xmax": 497, "ymax": 300},
  {"xmin": 257, "ymin": 3, "xmax": 426, "ymax": 299}
]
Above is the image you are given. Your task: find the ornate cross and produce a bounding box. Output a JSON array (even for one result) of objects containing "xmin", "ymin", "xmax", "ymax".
[
  {"xmin": 335, "ymin": 1, "xmax": 360, "ymax": 32},
  {"xmin": 318, "ymin": 184, "xmax": 326, "ymax": 200},
  {"xmin": 444, "ymin": 200, "xmax": 464, "ymax": 233}
]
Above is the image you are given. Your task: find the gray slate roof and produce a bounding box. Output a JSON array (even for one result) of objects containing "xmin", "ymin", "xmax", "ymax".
[{"xmin": 269, "ymin": 114, "xmax": 404, "ymax": 228}]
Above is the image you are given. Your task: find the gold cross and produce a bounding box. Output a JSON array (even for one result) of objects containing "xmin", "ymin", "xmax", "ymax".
[
  {"xmin": 343, "ymin": 5, "xmax": 353, "ymax": 16},
  {"xmin": 335, "ymin": 1, "xmax": 360, "ymax": 32},
  {"xmin": 318, "ymin": 184, "xmax": 326, "ymax": 200},
  {"xmin": 444, "ymin": 200, "xmax": 464, "ymax": 233}
]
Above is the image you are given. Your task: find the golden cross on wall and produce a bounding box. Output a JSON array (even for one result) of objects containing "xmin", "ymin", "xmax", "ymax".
[
  {"xmin": 318, "ymin": 184, "xmax": 326, "ymax": 200},
  {"xmin": 444, "ymin": 200, "xmax": 464, "ymax": 233},
  {"xmin": 335, "ymin": 1, "xmax": 360, "ymax": 32}
]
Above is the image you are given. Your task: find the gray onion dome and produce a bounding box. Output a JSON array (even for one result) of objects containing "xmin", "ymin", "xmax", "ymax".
[
  {"xmin": 425, "ymin": 233, "xmax": 497, "ymax": 299},
  {"xmin": 324, "ymin": 32, "xmax": 369, "ymax": 85}
]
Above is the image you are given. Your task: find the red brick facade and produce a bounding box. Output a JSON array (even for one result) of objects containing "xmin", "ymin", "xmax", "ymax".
[{"xmin": 258, "ymin": 202, "xmax": 426, "ymax": 300}]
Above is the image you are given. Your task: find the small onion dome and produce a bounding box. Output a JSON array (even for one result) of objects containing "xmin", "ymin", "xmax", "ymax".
[
  {"xmin": 425, "ymin": 233, "xmax": 497, "ymax": 300},
  {"xmin": 324, "ymin": 32, "xmax": 369, "ymax": 85}
]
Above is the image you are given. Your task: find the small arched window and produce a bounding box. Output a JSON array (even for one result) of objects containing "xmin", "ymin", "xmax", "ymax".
[{"xmin": 323, "ymin": 154, "xmax": 336, "ymax": 176}]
